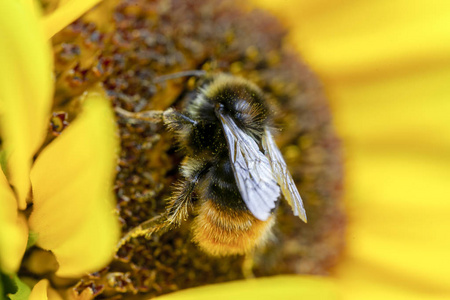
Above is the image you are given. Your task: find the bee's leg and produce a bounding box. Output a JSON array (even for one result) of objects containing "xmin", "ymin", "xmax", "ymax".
[
  {"xmin": 113, "ymin": 185, "xmax": 190, "ymax": 252},
  {"xmin": 115, "ymin": 215, "xmax": 167, "ymax": 252},
  {"xmin": 162, "ymin": 108, "xmax": 198, "ymax": 130},
  {"xmin": 115, "ymin": 106, "xmax": 164, "ymax": 124},
  {"xmin": 165, "ymin": 161, "xmax": 209, "ymax": 225},
  {"xmin": 242, "ymin": 252, "xmax": 256, "ymax": 279},
  {"xmin": 163, "ymin": 181, "xmax": 195, "ymax": 228},
  {"xmin": 116, "ymin": 106, "xmax": 197, "ymax": 129},
  {"xmin": 115, "ymin": 165, "xmax": 207, "ymax": 252}
]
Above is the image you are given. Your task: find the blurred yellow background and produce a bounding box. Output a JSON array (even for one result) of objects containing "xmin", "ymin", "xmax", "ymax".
[{"xmin": 253, "ymin": 0, "xmax": 450, "ymax": 299}]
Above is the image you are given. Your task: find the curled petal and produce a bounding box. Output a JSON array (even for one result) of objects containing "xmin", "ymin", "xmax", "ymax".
[
  {"xmin": 0, "ymin": 170, "xmax": 28, "ymax": 274},
  {"xmin": 0, "ymin": 1, "xmax": 53, "ymax": 209},
  {"xmin": 43, "ymin": 0, "xmax": 102, "ymax": 38},
  {"xmin": 30, "ymin": 279, "xmax": 63, "ymax": 300},
  {"xmin": 29, "ymin": 90, "xmax": 119, "ymax": 277},
  {"xmin": 155, "ymin": 276, "xmax": 338, "ymax": 299}
]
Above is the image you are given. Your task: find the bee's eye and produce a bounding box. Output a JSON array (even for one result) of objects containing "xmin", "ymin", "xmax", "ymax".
[
  {"xmin": 233, "ymin": 100, "xmax": 253, "ymax": 116},
  {"xmin": 215, "ymin": 103, "xmax": 224, "ymax": 112}
]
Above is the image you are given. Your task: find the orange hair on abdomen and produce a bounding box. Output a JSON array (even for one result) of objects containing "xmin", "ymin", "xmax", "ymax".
[{"xmin": 191, "ymin": 200, "xmax": 275, "ymax": 256}]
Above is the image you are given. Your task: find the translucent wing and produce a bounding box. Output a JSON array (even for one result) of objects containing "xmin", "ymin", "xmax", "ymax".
[
  {"xmin": 262, "ymin": 127, "xmax": 307, "ymax": 222},
  {"xmin": 216, "ymin": 112, "xmax": 280, "ymax": 221}
]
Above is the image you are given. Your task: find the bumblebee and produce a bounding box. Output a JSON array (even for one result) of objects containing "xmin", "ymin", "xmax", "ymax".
[{"xmin": 116, "ymin": 73, "xmax": 307, "ymax": 256}]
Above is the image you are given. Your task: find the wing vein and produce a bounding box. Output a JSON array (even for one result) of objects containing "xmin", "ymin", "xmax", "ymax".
[
  {"xmin": 262, "ymin": 127, "xmax": 307, "ymax": 223},
  {"xmin": 216, "ymin": 111, "xmax": 280, "ymax": 221}
]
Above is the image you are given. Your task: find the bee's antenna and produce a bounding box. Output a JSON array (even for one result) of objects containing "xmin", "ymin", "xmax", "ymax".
[{"xmin": 153, "ymin": 70, "xmax": 207, "ymax": 83}]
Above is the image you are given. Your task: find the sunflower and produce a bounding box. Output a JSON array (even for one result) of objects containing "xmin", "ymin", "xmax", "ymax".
[{"xmin": 1, "ymin": 0, "xmax": 449, "ymax": 299}]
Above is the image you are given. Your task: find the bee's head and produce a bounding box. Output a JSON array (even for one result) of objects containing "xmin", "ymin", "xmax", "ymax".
[{"xmin": 205, "ymin": 74, "xmax": 271, "ymax": 138}]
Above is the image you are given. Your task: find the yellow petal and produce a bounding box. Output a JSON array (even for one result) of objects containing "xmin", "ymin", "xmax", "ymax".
[
  {"xmin": 253, "ymin": 0, "xmax": 450, "ymax": 81},
  {"xmin": 155, "ymin": 276, "xmax": 339, "ymax": 300},
  {"xmin": 332, "ymin": 68, "xmax": 450, "ymax": 298},
  {"xmin": 29, "ymin": 90, "xmax": 119, "ymax": 277},
  {"xmin": 0, "ymin": 169, "xmax": 28, "ymax": 273},
  {"xmin": 0, "ymin": 1, "xmax": 53, "ymax": 209},
  {"xmin": 30, "ymin": 279, "xmax": 63, "ymax": 300},
  {"xmin": 43, "ymin": 0, "xmax": 102, "ymax": 38}
]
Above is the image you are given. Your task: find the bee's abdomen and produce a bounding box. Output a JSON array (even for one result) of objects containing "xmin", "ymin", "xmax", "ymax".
[
  {"xmin": 191, "ymin": 200, "xmax": 275, "ymax": 256},
  {"xmin": 201, "ymin": 159, "xmax": 249, "ymax": 211}
]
